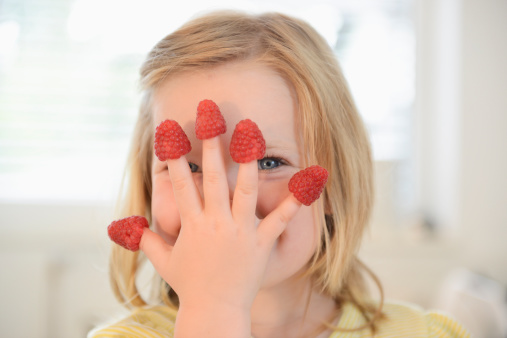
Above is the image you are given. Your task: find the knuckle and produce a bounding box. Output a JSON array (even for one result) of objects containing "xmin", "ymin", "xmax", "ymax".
[
  {"xmin": 205, "ymin": 170, "xmax": 224, "ymax": 185},
  {"xmin": 236, "ymin": 183, "xmax": 257, "ymax": 197},
  {"xmin": 171, "ymin": 175, "xmax": 189, "ymax": 192},
  {"xmin": 276, "ymin": 211, "xmax": 290, "ymax": 226},
  {"xmin": 203, "ymin": 138, "xmax": 220, "ymax": 152}
]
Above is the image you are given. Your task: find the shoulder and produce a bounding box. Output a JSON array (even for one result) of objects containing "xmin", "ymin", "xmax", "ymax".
[
  {"xmin": 330, "ymin": 301, "xmax": 471, "ymax": 338},
  {"xmin": 423, "ymin": 309, "xmax": 472, "ymax": 338},
  {"xmin": 88, "ymin": 305, "xmax": 177, "ymax": 338},
  {"xmin": 380, "ymin": 302, "xmax": 470, "ymax": 338}
]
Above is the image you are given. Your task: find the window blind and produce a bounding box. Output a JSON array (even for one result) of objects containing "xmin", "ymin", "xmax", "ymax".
[{"xmin": 0, "ymin": 0, "xmax": 414, "ymax": 202}]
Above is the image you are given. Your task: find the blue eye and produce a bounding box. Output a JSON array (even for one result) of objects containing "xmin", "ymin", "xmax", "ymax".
[
  {"xmin": 258, "ymin": 157, "xmax": 283, "ymax": 170},
  {"xmin": 188, "ymin": 162, "xmax": 199, "ymax": 173}
]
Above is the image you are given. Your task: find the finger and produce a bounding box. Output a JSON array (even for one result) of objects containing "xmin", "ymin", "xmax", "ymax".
[
  {"xmin": 167, "ymin": 156, "xmax": 203, "ymax": 218},
  {"xmin": 202, "ymin": 137, "xmax": 230, "ymax": 215},
  {"xmin": 231, "ymin": 160, "xmax": 258, "ymax": 225},
  {"xmin": 257, "ymin": 195, "xmax": 301, "ymax": 248},
  {"xmin": 139, "ymin": 228, "xmax": 172, "ymax": 279}
]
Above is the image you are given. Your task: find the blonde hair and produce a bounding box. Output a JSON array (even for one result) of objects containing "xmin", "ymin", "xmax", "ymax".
[{"xmin": 110, "ymin": 10, "xmax": 383, "ymax": 331}]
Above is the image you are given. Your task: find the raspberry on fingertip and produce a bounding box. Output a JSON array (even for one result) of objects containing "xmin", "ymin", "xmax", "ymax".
[
  {"xmin": 107, "ymin": 216, "xmax": 149, "ymax": 251},
  {"xmin": 288, "ymin": 165, "xmax": 329, "ymax": 206},
  {"xmin": 230, "ymin": 119, "xmax": 266, "ymax": 163},
  {"xmin": 195, "ymin": 99, "xmax": 227, "ymax": 140},
  {"xmin": 154, "ymin": 119, "xmax": 192, "ymax": 161}
]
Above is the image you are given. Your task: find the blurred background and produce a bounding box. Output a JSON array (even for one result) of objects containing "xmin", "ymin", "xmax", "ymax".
[{"xmin": 0, "ymin": 0, "xmax": 506, "ymax": 337}]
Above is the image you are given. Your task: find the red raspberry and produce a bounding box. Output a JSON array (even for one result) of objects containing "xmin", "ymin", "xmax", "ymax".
[
  {"xmin": 107, "ymin": 215, "xmax": 149, "ymax": 251},
  {"xmin": 154, "ymin": 119, "xmax": 191, "ymax": 161},
  {"xmin": 195, "ymin": 99, "xmax": 226, "ymax": 139},
  {"xmin": 288, "ymin": 165, "xmax": 329, "ymax": 206},
  {"xmin": 229, "ymin": 119, "xmax": 266, "ymax": 163}
]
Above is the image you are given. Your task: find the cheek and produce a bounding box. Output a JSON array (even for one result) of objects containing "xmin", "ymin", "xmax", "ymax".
[
  {"xmin": 262, "ymin": 206, "xmax": 319, "ymax": 287},
  {"xmin": 257, "ymin": 177, "xmax": 319, "ymax": 262},
  {"xmin": 280, "ymin": 207, "xmax": 319, "ymax": 254},
  {"xmin": 151, "ymin": 178, "xmax": 181, "ymax": 245},
  {"xmin": 256, "ymin": 178, "xmax": 290, "ymax": 218}
]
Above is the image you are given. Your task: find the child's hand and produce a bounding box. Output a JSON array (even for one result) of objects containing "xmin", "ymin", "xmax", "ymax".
[
  {"xmin": 141, "ymin": 122, "xmax": 302, "ymax": 335},
  {"xmin": 106, "ymin": 96, "xmax": 328, "ymax": 336},
  {"xmin": 142, "ymin": 135, "xmax": 300, "ymax": 306}
]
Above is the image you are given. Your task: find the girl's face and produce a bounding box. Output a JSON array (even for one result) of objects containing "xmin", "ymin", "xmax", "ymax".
[{"xmin": 150, "ymin": 61, "xmax": 319, "ymax": 289}]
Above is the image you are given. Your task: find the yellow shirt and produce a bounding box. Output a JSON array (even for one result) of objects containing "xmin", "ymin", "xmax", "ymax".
[{"xmin": 89, "ymin": 302, "xmax": 470, "ymax": 338}]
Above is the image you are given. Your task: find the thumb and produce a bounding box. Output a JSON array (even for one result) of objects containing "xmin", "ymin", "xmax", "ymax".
[
  {"xmin": 257, "ymin": 195, "xmax": 301, "ymax": 249},
  {"xmin": 140, "ymin": 228, "xmax": 173, "ymax": 276}
]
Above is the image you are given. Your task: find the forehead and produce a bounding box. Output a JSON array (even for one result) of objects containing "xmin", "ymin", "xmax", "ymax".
[{"xmin": 151, "ymin": 61, "xmax": 298, "ymax": 145}]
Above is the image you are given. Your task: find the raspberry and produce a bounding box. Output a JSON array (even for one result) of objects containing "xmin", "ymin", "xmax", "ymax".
[
  {"xmin": 195, "ymin": 99, "xmax": 226, "ymax": 139},
  {"xmin": 107, "ymin": 215, "xmax": 149, "ymax": 251},
  {"xmin": 288, "ymin": 165, "xmax": 329, "ymax": 206},
  {"xmin": 154, "ymin": 119, "xmax": 191, "ymax": 161},
  {"xmin": 229, "ymin": 119, "xmax": 266, "ymax": 163}
]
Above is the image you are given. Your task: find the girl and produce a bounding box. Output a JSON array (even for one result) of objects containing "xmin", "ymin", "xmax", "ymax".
[{"xmin": 90, "ymin": 11, "xmax": 470, "ymax": 337}]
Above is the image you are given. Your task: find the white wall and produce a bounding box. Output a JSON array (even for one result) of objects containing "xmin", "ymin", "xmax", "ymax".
[
  {"xmin": 0, "ymin": 203, "xmax": 128, "ymax": 338},
  {"xmin": 362, "ymin": 0, "xmax": 507, "ymax": 336},
  {"xmin": 415, "ymin": 0, "xmax": 507, "ymax": 283},
  {"xmin": 458, "ymin": 0, "xmax": 507, "ymax": 283}
]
